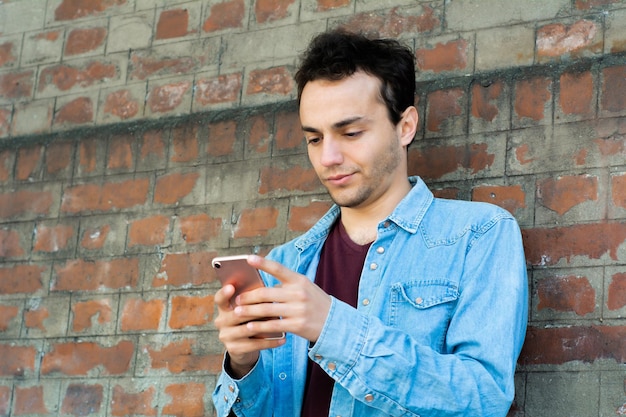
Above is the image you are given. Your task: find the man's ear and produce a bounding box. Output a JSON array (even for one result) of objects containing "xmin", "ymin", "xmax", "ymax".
[{"xmin": 398, "ymin": 106, "xmax": 419, "ymax": 147}]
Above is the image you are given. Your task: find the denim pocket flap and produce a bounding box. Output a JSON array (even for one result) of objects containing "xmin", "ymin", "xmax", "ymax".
[{"xmin": 394, "ymin": 280, "xmax": 459, "ymax": 309}]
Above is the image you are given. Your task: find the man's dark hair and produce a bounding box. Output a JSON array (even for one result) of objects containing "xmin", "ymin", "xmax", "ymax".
[{"xmin": 295, "ymin": 29, "xmax": 416, "ymax": 125}]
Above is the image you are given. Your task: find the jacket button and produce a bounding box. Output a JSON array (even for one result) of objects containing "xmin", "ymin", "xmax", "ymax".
[
  {"xmin": 328, "ymin": 362, "xmax": 336, "ymax": 371},
  {"xmin": 369, "ymin": 263, "xmax": 378, "ymax": 270},
  {"xmin": 376, "ymin": 247, "xmax": 385, "ymax": 254},
  {"xmin": 362, "ymin": 298, "xmax": 370, "ymax": 306},
  {"xmin": 228, "ymin": 385, "xmax": 235, "ymax": 392},
  {"xmin": 365, "ymin": 394, "xmax": 374, "ymax": 402},
  {"xmin": 314, "ymin": 354, "xmax": 323, "ymax": 360},
  {"xmin": 415, "ymin": 297, "xmax": 423, "ymax": 304}
]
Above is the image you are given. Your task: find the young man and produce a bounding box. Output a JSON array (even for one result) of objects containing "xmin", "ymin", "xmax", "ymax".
[{"xmin": 213, "ymin": 30, "xmax": 528, "ymax": 417}]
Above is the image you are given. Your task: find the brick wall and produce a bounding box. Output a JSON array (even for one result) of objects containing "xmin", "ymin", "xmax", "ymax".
[{"xmin": 0, "ymin": 0, "xmax": 625, "ymax": 416}]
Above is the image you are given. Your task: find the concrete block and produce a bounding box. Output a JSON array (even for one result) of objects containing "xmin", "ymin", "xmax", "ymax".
[
  {"xmin": 605, "ymin": 8, "xmax": 626, "ymax": 54},
  {"xmin": 108, "ymin": 12, "xmax": 154, "ymax": 53},
  {"xmin": 476, "ymin": 25, "xmax": 535, "ymax": 71},
  {"xmin": 21, "ymin": 30, "xmax": 65, "ymax": 67},
  {"xmin": 0, "ymin": 0, "xmax": 46, "ymax": 35},
  {"xmin": 525, "ymin": 371, "xmax": 599, "ymax": 417},
  {"xmin": 446, "ymin": 0, "xmax": 569, "ymax": 31}
]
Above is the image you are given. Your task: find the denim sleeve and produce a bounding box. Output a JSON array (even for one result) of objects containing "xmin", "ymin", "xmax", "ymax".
[
  {"xmin": 212, "ymin": 354, "xmax": 274, "ymax": 417},
  {"xmin": 309, "ymin": 217, "xmax": 529, "ymax": 416}
]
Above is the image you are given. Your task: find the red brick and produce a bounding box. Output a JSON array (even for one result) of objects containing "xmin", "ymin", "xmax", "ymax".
[
  {"xmin": 537, "ymin": 20, "xmax": 599, "ymax": 58},
  {"xmin": 0, "ymin": 42, "xmax": 16, "ymax": 67},
  {"xmin": 520, "ymin": 325, "xmax": 626, "ymax": 365},
  {"xmin": 16, "ymin": 145, "xmax": 43, "ymax": 181},
  {"xmin": 156, "ymin": 9, "xmax": 190, "ymax": 40},
  {"xmin": 317, "ymin": 0, "xmax": 350, "ymax": 11},
  {"xmin": 206, "ymin": 120, "xmax": 237, "ymax": 157},
  {"xmin": 0, "ymin": 344, "xmax": 36, "ymax": 376},
  {"xmin": 0, "ymin": 265, "xmax": 45, "ymax": 294},
  {"xmin": 537, "ymin": 275, "xmax": 596, "ymax": 316},
  {"xmin": 258, "ymin": 165, "xmax": 319, "ymax": 194},
  {"xmin": 612, "ymin": 173, "xmax": 626, "ymax": 209},
  {"xmin": 61, "ymin": 178, "xmax": 149, "ymax": 213},
  {"xmin": 55, "ymin": 0, "xmax": 127, "ymax": 20},
  {"xmin": 0, "ymin": 108, "xmax": 11, "ymax": 139},
  {"xmin": 130, "ymin": 53, "xmax": 195, "ymax": 81},
  {"xmin": 140, "ymin": 130, "xmax": 166, "ymax": 163},
  {"xmin": 234, "ymin": 206, "xmax": 279, "ymax": 238},
  {"xmin": 514, "ymin": 77, "xmax": 552, "ymax": 121},
  {"xmin": 33, "ymin": 224, "xmax": 74, "ymax": 252},
  {"xmin": 275, "ymin": 111, "xmax": 301, "ymax": 151},
  {"xmin": 107, "ymin": 135, "xmax": 134, "ymax": 170},
  {"xmin": 195, "ymin": 73, "xmax": 242, "ymax": 105},
  {"xmin": 179, "ymin": 213, "xmax": 222, "ymax": 243},
  {"xmin": 65, "ymin": 27, "xmax": 107, "ymax": 56},
  {"xmin": 432, "ymin": 187, "xmax": 461, "ymax": 200},
  {"xmin": 203, "ymin": 0, "xmax": 245, "ymax": 32},
  {"xmin": 152, "ymin": 251, "xmax": 216, "ymax": 288},
  {"xmin": 471, "ymin": 185, "xmax": 526, "ymax": 215},
  {"xmin": 148, "ymin": 340, "xmax": 221, "ymax": 373},
  {"xmin": 575, "ymin": 0, "xmax": 621, "ymax": 9},
  {"xmin": 537, "ymin": 175, "xmax": 598, "ymax": 215},
  {"xmin": 24, "ymin": 307, "xmax": 49, "ymax": 332},
  {"xmin": 248, "ymin": 115, "xmax": 272, "ymax": 154},
  {"xmin": 255, "ymin": 0, "xmax": 295, "ymax": 23},
  {"xmin": 42, "ymin": 341, "xmax": 133, "ymax": 376},
  {"xmin": 111, "ymin": 385, "xmax": 157, "ymax": 417},
  {"xmin": 72, "ymin": 299, "xmax": 112, "ymax": 332},
  {"xmin": 607, "ymin": 272, "xmax": 626, "ymax": 311},
  {"xmin": 246, "ymin": 66, "xmax": 293, "ymax": 96},
  {"xmin": 120, "ymin": 298, "xmax": 164, "ymax": 331},
  {"xmin": 340, "ymin": 6, "xmax": 439, "ymax": 37},
  {"xmin": 472, "ymin": 81, "xmax": 504, "ymax": 122},
  {"xmin": 55, "ymin": 97, "xmax": 94, "ymax": 125},
  {"xmin": 53, "ymin": 258, "xmax": 139, "ymax": 291},
  {"xmin": 154, "ymin": 172, "xmax": 199, "ymax": 205},
  {"xmin": 522, "ymin": 222, "xmax": 626, "ymax": 266},
  {"xmin": 147, "ymin": 81, "xmax": 191, "ymax": 113},
  {"xmin": 559, "ymin": 71, "xmax": 594, "ymax": 115},
  {"xmin": 0, "ymin": 386, "xmax": 8, "ymax": 415},
  {"xmin": 0, "ymin": 189, "xmax": 53, "ymax": 218},
  {"xmin": 601, "ymin": 65, "xmax": 626, "ymax": 113},
  {"xmin": 61, "ymin": 384, "xmax": 103, "ymax": 417},
  {"xmin": 169, "ymin": 294, "xmax": 215, "ymax": 329},
  {"xmin": 408, "ymin": 143, "xmax": 495, "ymax": 180},
  {"xmin": 288, "ymin": 201, "xmax": 332, "ymax": 232},
  {"xmin": 46, "ymin": 141, "xmax": 73, "ymax": 175},
  {"xmin": 0, "ymin": 149, "xmax": 13, "ymax": 182},
  {"xmin": 171, "ymin": 125, "xmax": 199, "ymax": 163},
  {"xmin": 78, "ymin": 138, "xmax": 100, "ymax": 174},
  {"xmin": 103, "ymin": 89, "xmax": 140, "ymax": 120},
  {"xmin": 39, "ymin": 62, "xmax": 117, "ymax": 93},
  {"xmin": 0, "ymin": 71, "xmax": 34, "ymax": 99},
  {"xmin": 128, "ymin": 215, "xmax": 170, "ymax": 247},
  {"xmin": 80, "ymin": 225, "xmax": 110, "ymax": 249},
  {"xmin": 426, "ymin": 88, "xmax": 464, "ymax": 132},
  {"xmin": 0, "ymin": 305, "xmax": 19, "ymax": 331},
  {"xmin": 416, "ymin": 39, "xmax": 468, "ymax": 72},
  {"xmin": 14, "ymin": 386, "xmax": 48, "ymax": 415},
  {"xmin": 0, "ymin": 228, "xmax": 25, "ymax": 257},
  {"xmin": 162, "ymin": 382, "xmax": 206, "ymax": 417}
]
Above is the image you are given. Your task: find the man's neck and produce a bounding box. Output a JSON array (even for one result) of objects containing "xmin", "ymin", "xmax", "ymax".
[{"xmin": 340, "ymin": 179, "xmax": 412, "ymax": 245}]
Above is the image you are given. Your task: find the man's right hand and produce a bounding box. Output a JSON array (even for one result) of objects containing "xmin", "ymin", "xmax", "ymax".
[{"xmin": 214, "ymin": 283, "xmax": 286, "ymax": 379}]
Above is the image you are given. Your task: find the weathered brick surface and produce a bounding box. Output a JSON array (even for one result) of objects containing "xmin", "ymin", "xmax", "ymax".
[{"xmin": 0, "ymin": 1, "xmax": 625, "ymax": 416}]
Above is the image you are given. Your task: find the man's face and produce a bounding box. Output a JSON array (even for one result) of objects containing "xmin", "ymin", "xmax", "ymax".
[{"xmin": 299, "ymin": 71, "xmax": 412, "ymax": 210}]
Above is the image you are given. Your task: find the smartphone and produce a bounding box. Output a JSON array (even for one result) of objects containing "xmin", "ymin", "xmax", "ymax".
[{"xmin": 211, "ymin": 255, "xmax": 285, "ymax": 340}]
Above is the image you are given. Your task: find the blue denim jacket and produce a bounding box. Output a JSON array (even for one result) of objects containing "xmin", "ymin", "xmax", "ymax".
[{"xmin": 213, "ymin": 177, "xmax": 528, "ymax": 417}]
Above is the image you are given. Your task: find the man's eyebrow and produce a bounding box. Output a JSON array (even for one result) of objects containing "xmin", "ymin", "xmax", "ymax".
[{"xmin": 301, "ymin": 116, "xmax": 365, "ymax": 133}]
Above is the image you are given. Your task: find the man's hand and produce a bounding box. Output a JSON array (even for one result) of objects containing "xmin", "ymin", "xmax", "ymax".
[
  {"xmin": 213, "ymin": 282, "xmax": 285, "ymax": 379},
  {"xmin": 237, "ymin": 255, "xmax": 332, "ymax": 343}
]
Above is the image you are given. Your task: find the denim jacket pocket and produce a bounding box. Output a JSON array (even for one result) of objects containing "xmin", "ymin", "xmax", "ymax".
[{"xmin": 388, "ymin": 280, "xmax": 459, "ymax": 351}]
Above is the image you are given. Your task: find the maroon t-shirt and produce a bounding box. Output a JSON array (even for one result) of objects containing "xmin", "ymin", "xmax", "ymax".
[{"xmin": 301, "ymin": 219, "xmax": 372, "ymax": 417}]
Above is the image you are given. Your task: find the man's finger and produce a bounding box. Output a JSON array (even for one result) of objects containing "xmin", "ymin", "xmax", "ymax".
[{"xmin": 247, "ymin": 254, "xmax": 299, "ymax": 284}]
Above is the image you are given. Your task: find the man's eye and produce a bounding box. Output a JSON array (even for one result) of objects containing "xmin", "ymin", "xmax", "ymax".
[
  {"xmin": 345, "ymin": 131, "xmax": 362, "ymax": 138},
  {"xmin": 306, "ymin": 137, "xmax": 321, "ymax": 145}
]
